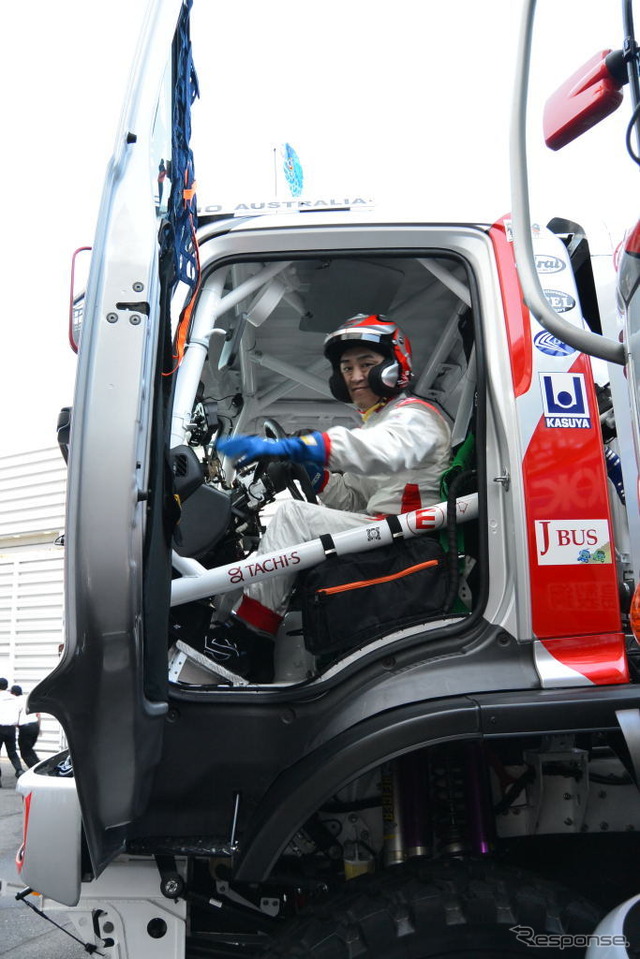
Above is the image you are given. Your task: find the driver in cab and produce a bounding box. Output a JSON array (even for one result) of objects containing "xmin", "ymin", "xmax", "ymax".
[{"xmin": 212, "ymin": 314, "xmax": 452, "ymax": 681}]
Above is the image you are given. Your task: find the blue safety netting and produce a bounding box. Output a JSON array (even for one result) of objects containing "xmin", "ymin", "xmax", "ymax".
[{"xmin": 168, "ymin": 0, "xmax": 200, "ymax": 291}]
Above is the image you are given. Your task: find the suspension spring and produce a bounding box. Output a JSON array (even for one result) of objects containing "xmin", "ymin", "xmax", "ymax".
[{"xmin": 429, "ymin": 747, "xmax": 469, "ymax": 857}]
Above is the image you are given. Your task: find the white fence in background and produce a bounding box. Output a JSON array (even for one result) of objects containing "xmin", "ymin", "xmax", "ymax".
[
  {"xmin": 0, "ymin": 447, "xmax": 66, "ymax": 541},
  {"xmin": 0, "ymin": 447, "xmax": 66, "ymax": 758}
]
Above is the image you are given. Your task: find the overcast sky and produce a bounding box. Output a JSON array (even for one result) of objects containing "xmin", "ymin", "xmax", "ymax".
[{"xmin": 1, "ymin": 0, "xmax": 637, "ymax": 454}]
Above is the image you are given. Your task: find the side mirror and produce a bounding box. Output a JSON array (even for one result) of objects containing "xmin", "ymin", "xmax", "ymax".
[
  {"xmin": 543, "ymin": 49, "xmax": 626, "ymax": 151},
  {"xmin": 57, "ymin": 407, "xmax": 72, "ymax": 464},
  {"xmin": 68, "ymin": 247, "xmax": 91, "ymax": 353}
]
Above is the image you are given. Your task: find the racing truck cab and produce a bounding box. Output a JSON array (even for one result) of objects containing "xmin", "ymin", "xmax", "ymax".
[{"xmin": 10, "ymin": 2, "xmax": 640, "ymax": 957}]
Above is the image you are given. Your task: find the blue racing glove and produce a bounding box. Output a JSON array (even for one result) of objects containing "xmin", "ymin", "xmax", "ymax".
[
  {"xmin": 217, "ymin": 431, "xmax": 326, "ymax": 470},
  {"xmin": 303, "ymin": 461, "xmax": 327, "ymax": 492}
]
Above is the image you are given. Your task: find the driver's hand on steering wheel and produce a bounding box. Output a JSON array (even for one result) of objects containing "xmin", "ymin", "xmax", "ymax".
[{"xmin": 217, "ymin": 432, "xmax": 326, "ymax": 470}]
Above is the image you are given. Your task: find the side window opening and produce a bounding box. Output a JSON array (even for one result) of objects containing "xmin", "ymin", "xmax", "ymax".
[{"xmin": 167, "ymin": 252, "xmax": 481, "ymax": 688}]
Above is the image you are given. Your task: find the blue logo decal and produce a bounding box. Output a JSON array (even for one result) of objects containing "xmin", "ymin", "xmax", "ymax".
[
  {"xmin": 533, "ymin": 330, "xmax": 576, "ymax": 357},
  {"xmin": 540, "ymin": 372, "xmax": 591, "ymax": 429}
]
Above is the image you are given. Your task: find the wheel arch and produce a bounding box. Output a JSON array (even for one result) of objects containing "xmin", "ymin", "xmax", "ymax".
[
  {"xmin": 233, "ymin": 695, "xmax": 482, "ymax": 881},
  {"xmin": 233, "ymin": 684, "xmax": 640, "ymax": 882}
]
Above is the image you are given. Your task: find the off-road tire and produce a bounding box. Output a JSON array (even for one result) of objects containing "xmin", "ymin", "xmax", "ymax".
[{"xmin": 262, "ymin": 859, "xmax": 602, "ymax": 958}]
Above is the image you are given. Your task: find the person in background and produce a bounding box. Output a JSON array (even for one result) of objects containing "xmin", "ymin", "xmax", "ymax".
[
  {"xmin": 11, "ymin": 684, "xmax": 40, "ymax": 769},
  {"xmin": 0, "ymin": 677, "xmax": 24, "ymax": 783}
]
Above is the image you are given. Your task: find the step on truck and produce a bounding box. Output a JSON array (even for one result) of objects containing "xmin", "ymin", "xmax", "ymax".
[{"xmin": 10, "ymin": 1, "xmax": 640, "ymax": 956}]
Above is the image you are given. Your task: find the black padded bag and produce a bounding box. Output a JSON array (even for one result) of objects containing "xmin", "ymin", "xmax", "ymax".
[{"xmin": 299, "ymin": 535, "xmax": 446, "ymax": 656}]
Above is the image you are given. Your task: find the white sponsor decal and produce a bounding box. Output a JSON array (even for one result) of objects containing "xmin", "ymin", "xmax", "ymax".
[
  {"xmin": 535, "ymin": 253, "xmax": 566, "ymax": 274},
  {"xmin": 534, "ymin": 520, "xmax": 611, "ymax": 565},
  {"xmin": 540, "ymin": 372, "xmax": 591, "ymax": 429},
  {"xmin": 198, "ymin": 197, "xmax": 375, "ymax": 215},
  {"xmin": 543, "ymin": 288, "xmax": 576, "ymax": 313},
  {"xmin": 227, "ymin": 550, "xmax": 301, "ymax": 584},
  {"xmin": 405, "ymin": 506, "xmax": 444, "ymax": 535}
]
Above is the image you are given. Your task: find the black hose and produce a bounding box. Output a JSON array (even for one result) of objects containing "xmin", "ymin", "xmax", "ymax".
[{"xmin": 443, "ymin": 469, "xmax": 476, "ymax": 613}]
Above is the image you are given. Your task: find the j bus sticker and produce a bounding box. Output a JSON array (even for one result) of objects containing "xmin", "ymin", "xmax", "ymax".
[{"xmin": 535, "ymin": 519, "xmax": 611, "ymax": 565}]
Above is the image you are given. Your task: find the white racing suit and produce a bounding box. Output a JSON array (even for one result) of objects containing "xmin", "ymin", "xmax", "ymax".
[{"xmin": 234, "ymin": 394, "xmax": 452, "ymax": 635}]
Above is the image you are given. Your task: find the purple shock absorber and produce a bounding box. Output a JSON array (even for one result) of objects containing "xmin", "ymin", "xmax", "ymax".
[
  {"xmin": 463, "ymin": 741, "xmax": 493, "ymax": 855},
  {"xmin": 396, "ymin": 750, "xmax": 430, "ymax": 859}
]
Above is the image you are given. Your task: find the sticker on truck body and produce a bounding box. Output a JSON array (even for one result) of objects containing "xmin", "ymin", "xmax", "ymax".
[
  {"xmin": 533, "ymin": 330, "xmax": 576, "ymax": 357},
  {"xmin": 540, "ymin": 372, "xmax": 591, "ymax": 428},
  {"xmin": 534, "ymin": 519, "xmax": 611, "ymax": 565}
]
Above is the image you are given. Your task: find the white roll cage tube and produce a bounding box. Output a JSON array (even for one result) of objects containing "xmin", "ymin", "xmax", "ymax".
[
  {"xmin": 169, "ymin": 261, "xmax": 294, "ymax": 447},
  {"xmin": 510, "ymin": 0, "xmax": 625, "ymax": 365},
  {"xmin": 171, "ymin": 493, "xmax": 479, "ymax": 606}
]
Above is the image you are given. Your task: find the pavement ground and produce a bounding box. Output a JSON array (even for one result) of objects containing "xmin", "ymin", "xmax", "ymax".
[{"xmin": 0, "ymin": 757, "xmax": 82, "ymax": 958}]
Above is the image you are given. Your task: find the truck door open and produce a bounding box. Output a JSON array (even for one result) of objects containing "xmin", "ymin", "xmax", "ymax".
[{"xmin": 26, "ymin": 0, "xmax": 191, "ymax": 880}]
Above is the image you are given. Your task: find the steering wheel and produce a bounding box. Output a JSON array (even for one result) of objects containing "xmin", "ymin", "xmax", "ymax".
[{"xmin": 259, "ymin": 417, "xmax": 318, "ymax": 504}]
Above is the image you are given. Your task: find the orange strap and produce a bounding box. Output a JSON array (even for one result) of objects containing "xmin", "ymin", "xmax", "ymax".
[
  {"xmin": 163, "ymin": 216, "xmax": 202, "ymax": 377},
  {"xmin": 318, "ymin": 558, "xmax": 439, "ymax": 596}
]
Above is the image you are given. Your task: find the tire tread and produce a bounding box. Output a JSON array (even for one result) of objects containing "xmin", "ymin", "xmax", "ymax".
[{"xmin": 261, "ymin": 860, "xmax": 602, "ymax": 958}]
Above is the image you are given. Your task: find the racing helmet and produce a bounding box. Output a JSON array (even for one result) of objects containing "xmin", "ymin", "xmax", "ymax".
[{"xmin": 323, "ymin": 314, "xmax": 413, "ymax": 403}]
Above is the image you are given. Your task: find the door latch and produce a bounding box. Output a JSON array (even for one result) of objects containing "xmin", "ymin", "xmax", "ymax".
[{"xmin": 493, "ymin": 469, "xmax": 510, "ymax": 491}]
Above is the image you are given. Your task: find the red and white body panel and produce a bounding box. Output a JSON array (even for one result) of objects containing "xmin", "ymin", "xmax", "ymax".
[{"xmin": 491, "ymin": 218, "xmax": 626, "ymax": 687}]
